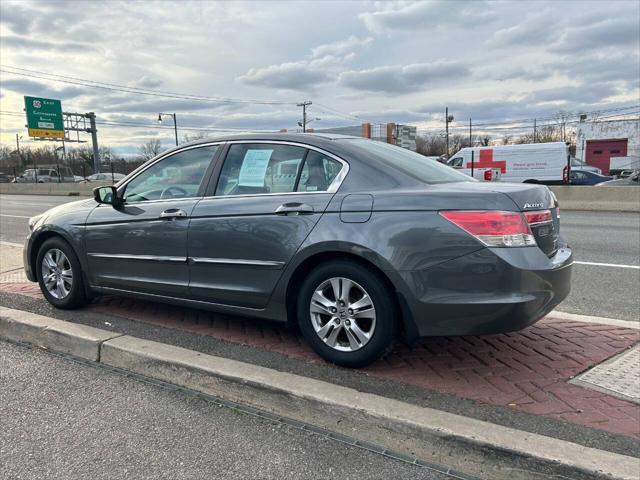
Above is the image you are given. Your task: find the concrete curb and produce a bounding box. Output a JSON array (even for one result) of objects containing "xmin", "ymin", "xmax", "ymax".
[
  {"xmin": 1, "ymin": 306, "xmax": 638, "ymax": 479},
  {"xmin": 550, "ymin": 310, "xmax": 640, "ymax": 329},
  {"xmin": 0, "ymin": 307, "xmax": 122, "ymax": 361}
]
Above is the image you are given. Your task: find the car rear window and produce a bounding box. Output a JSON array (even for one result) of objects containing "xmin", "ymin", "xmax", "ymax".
[{"xmin": 343, "ymin": 139, "xmax": 474, "ymax": 184}]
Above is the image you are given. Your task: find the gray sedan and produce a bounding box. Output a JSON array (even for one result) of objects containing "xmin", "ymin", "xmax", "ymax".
[{"xmin": 23, "ymin": 133, "xmax": 572, "ymax": 367}]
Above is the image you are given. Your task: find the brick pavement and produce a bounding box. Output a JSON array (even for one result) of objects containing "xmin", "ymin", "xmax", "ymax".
[{"xmin": 2, "ymin": 280, "xmax": 639, "ymax": 438}]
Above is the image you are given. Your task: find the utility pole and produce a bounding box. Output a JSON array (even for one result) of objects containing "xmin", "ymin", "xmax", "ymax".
[
  {"xmin": 469, "ymin": 118, "xmax": 472, "ymax": 147},
  {"xmin": 533, "ymin": 118, "xmax": 537, "ymax": 143},
  {"xmin": 445, "ymin": 107, "xmax": 454, "ymax": 159},
  {"xmin": 15, "ymin": 133, "xmax": 23, "ymax": 168},
  {"xmin": 87, "ymin": 112, "xmax": 100, "ymax": 173},
  {"xmin": 297, "ymin": 101, "xmax": 312, "ymax": 132},
  {"xmin": 54, "ymin": 147, "xmax": 61, "ymax": 183}
]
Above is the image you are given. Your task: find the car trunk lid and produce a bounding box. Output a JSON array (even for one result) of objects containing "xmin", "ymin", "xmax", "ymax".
[{"xmin": 484, "ymin": 183, "xmax": 559, "ymax": 256}]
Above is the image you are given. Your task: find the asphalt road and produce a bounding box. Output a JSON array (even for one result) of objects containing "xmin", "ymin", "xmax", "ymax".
[
  {"xmin": 0, "ymin": 340, "xmax": 447, "ymax": 480},
  {"xmin": 1, "ymin": 194, "xmax": 638, "ymax": 320}
]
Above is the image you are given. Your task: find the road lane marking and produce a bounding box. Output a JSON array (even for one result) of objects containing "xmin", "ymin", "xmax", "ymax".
[
  {"xmin": 574, "ymin": 261, "xmax": 640, "ymax": 270},
  {"xmin": 0, "ymin": 214, "xmax": 30, "ymax": 219}
]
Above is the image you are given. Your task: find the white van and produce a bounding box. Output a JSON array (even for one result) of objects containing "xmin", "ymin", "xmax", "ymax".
[{"xmin": 447, "ymin": 142, "xmax": 570, "ymax": 184}]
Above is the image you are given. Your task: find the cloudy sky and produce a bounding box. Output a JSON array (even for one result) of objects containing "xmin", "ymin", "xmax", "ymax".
[{"xmin": 1, "ymin": 0, "xmax": 639, "ymax": 156}]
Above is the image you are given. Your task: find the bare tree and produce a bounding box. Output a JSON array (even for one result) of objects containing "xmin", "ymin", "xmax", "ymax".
[
  {"xmin": 139, "ymin": 138, "xmax": 163, "ymax": 161},
  {"xmin": 182, "ymin": 132, "xmax": 208, "ymax": 143}
]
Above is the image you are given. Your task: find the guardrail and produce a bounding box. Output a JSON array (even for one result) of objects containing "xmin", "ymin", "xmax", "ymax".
[
  {"xmin": 0, "ymin": 183, "xmax": 94, "ymax": 196},
  {"xmin": 1, "ymin": 183, "xmax": 638, "ymax": 211},
  {"xmin": 549, "ymin": 186, "xmax": 639, "ymax": 212}
]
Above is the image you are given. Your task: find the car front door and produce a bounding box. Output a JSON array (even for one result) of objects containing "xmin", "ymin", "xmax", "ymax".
[
  {"xmin": 84, "ymin": 144, "xmax": 220, "ymax": 297},
  {"xmin": 187, "ymin": 141, "xmax": 347, "ymax": 308}
]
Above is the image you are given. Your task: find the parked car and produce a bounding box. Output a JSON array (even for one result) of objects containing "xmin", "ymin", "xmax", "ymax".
[
  {"xmin": 15, "ymin": 166, "xmax": 75, "ymax": 183},
  {"xmin": 609, "ymin": 156, "xmax": 640, "ymax": 177},
  {"xmin": 23, "ymin": 133, "xmax": 573, "ymax": 367},
  {"xmin": 569, "ymin": 170, "xmax": 613, "ymax": 185},
  {"xmin": 86, "ymin": 172, "xmax": 127, "ymax": 183},
  {"xmin": 571, "ymin": 157, "xmax": 601, "ymax": 174},
  {"xmin": 596, "ymin": 170, "xmax": 639, "ymax": 186},
  {"xmin": 0, "ymin": 171, "xmax": 14, "ymax": 183},
  {"xmin": 447, "ymin": 142, "xmax": 570, "ymax": 184}
]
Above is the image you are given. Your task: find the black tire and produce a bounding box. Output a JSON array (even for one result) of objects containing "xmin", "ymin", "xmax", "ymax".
[
  {"xmin": 36, "ymin": 237, "xmax": 88, "ymax": 309},
  {"xmin": 297, "ymin": 259, "xmax": 396, "ymax": 368}
]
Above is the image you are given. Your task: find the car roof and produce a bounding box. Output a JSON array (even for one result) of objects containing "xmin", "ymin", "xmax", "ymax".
[{"xmin": 178, "ymin": 132, "xmax": 361, "ymax": 150}]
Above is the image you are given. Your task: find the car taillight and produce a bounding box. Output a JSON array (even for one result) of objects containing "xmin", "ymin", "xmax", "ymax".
[
  {"xmin": 523, "ymin": 209, "xmax": 552, "ymax": 225},
  {"xmin": 439, "ymin": 211, "xmax": 536, "ymax": 247},
  {"xmin": 562, "ymin": 165, "xmax": 569, "ymax": 183},
  {"xmin": 484, "ymin": 170, "xmax": 492, "ymax": 181}
]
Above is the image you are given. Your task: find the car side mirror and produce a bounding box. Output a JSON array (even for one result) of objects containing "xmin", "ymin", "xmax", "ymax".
[{"xmin": 93, "ymin": 185, "xmax": 121, "ymax": 207}]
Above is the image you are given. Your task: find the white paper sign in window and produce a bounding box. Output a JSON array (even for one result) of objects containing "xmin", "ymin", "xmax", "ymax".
[{"xmin": 238, "ymin": 149, "xmax": 273, "ymax": 187}]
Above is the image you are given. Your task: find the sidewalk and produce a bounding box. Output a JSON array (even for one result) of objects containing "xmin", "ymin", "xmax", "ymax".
[{"xmin": 1, "ymin": 243, "xmax": 638, "ymax": 441}]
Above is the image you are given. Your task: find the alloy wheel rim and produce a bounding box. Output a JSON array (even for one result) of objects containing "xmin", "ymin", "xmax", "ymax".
[
  {"xmin": 41, "ymin": 249, "xmax": 73, "ymax": 299},
  {"xmin": 309, "ymin": 277, "xmax": 376, "ymax": 352}
]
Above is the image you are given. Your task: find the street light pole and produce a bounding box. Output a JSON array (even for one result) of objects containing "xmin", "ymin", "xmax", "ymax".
[{"xmin": 158, "ymin": 113, "xmax": 179, "ymax": 146}]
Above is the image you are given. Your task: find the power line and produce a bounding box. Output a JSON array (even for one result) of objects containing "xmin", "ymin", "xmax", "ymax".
[
  {"xmin": 0, "ymin": 111, "xmax": 281, "ymax": 133},
  {"xmin": 468, "ymin": 105, "xmax": 639, "ymax": 127},
  {"xmin": 409, "ymin": 104, "xmax": 640, "ymax": 131},
  {"xmin": 416, "ymin": 110, "xmax": 639, "ymax": 134},
  {"xmin": 0, "ymin": 65, "xmax": 296, "ymax": 106},
  {"xmin": 313, "ymin": 102, "xmax": 367, "ymax": 122}
]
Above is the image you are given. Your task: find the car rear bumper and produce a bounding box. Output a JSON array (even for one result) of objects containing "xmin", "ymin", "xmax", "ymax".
[{"xmin": 399, "ymin": 240, "xmax": 573, "ymax": 337}]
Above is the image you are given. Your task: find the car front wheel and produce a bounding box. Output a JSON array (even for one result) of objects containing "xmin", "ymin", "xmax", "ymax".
[
  {"xmin": 297, "ymin": 260, "xmax": 396, "ymax": 368},
  {"xmin": 36, "ymin": 237, "xmax": 88, "ymax": 309}
]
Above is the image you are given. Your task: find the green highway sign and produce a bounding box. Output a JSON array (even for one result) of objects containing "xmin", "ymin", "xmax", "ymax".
[{"xmin": 24, "ymin": 96, "xmax": 65, "ymax": 139}]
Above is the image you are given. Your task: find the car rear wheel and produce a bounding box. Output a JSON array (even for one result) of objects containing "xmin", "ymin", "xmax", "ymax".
[
  {"xmin": 36, "ymin": 237, "xmax": 88, "ymax": 309},
  {"xmin": 297, "ymin": 260, "xmax": 396, "ymax": 368}
]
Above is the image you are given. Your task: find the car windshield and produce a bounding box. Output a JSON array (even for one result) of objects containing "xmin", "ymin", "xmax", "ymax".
[{"xmin": 343, "ymin": 139, "xmax": 473, "ymax": 184}]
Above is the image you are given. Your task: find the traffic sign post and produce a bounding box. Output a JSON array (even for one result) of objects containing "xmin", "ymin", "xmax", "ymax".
[{"xmin": 24, "ymin": 96, "xmax": 65, "ymax": 139}]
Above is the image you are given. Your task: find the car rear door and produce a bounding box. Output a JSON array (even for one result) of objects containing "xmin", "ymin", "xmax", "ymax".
[
  {"xmin": 84, "ymin": 144, "xmax": 221, "ymax": 297},
  {"xmin": 187, "ymin": 141, "xmax": 347, "ymax": 308}
]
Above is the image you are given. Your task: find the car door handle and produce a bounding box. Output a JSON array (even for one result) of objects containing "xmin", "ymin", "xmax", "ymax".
[
  {"xmin": 159, "ymin": 208, "xmax": 188, "ymax": 220},
  {"xmin": 275, "ymin": 202, "xmax": 314, "ymax": 215}
]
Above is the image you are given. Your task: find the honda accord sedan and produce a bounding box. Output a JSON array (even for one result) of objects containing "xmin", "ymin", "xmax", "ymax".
[{"xmin": 24, "ymin": 133, "xmax": 572, "ymax": 367}]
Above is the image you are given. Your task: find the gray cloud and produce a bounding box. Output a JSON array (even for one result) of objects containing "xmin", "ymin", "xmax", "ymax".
[
  {"xmin": 487, "ymin": 12, "xmax": 562, "ymax": 48},
  {"xmin": 339, "ymin": 61, "xmax": 470, "ymax": 93},
  {"xmin": 0, "ymin": 5, "xmax": 35, "ymax": 34},
  {"xmin": 523, "ymin": 83, "xmax": 619, "ymax": 105},
  {"xmin": 239, "ymin": 61, "xmax": 331, "ymax": 91},
  {"xmin": 238, "ymin": 34, "xmax": 373, "ymax": 91},
  {"xmin": 0, "ymin": 35, "xmax": 96, "ymax": 52},
  {"xmin": 552, "ymin": 17, "xmax": 640, "ymax": 53},
  {"xmin": 360, "ymin": 0, "xmax": 490, "ymax": 32},
  {"xmin": 310, "ymin": 36, "xmax": 372, "ymax": 58},
  {"xmin": 552, "ymin": 52, "xmax": 640, "ymax": 87},
  {"xmin": 128, "ymin": 76, "xmax": 163, "ymax": 89},
  {"xmin": 0, "ymin": 78, "xmax": 87, "ymax": 101}
]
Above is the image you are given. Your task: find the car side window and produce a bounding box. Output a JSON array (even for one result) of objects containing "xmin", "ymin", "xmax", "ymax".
[
  {"xmin": 123, "ymin": 145, "xmax": 218, "ymax": 203},
  {"xmin": 449, "ymin": 157, "xmax": 463, "ymax": 168},
  {"xmin": 296, "ymin": 150, "xmax": 342, "ymax": 192},
  {"xmin": 215, "ymin": 143, "xmax": 307, "ymax": 196}
]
